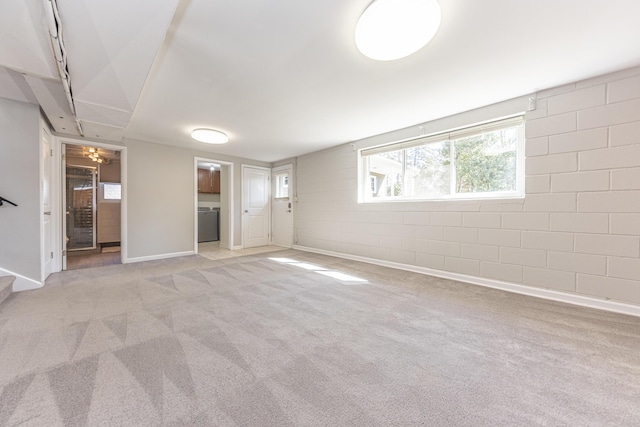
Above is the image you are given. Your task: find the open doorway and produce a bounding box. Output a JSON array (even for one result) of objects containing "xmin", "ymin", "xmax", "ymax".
[
  {"xmin": 63, "ymin": 144, "xmax": 122, "ymax": 270},
  {"xmin": 194, "ymin": 157, "xmax": 234, "ymax": 256}
]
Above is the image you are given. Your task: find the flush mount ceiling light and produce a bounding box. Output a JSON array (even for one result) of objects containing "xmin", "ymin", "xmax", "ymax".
[
  {"xmin": 191, "ymin": 128, "xmax": 229, "ymax": 144},
  {"xmin": 355, "ymin": 0, "xmax": 441, "ymax": 61}
]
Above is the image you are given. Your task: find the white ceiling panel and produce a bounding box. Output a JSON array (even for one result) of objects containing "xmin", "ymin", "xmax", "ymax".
[
  {"xmin": 79, "ymin": 121, "xmax": 125, "ymax": 142},
  {"xmin": 24, "ymin": 74, "xmax": 80, "ymax": 136},
  {"xmin": 57, "ymin": 0, "xmax": 180, "ymax": 112},
  {"xmin": 0, "ymin": 1, "xmax": 58, "ymax": 79},
  {"xmin": 74, "ymin": 101, "xmax": 132, "ymax": 129},
  {"xmin": 0, "ymin": 67, "xmax": 38, "ymax": 104}
]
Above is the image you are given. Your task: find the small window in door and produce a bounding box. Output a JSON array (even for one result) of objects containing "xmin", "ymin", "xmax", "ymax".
[{"xmin": 275, "ymin": 173, "xmax": 289, "ymax": 199}]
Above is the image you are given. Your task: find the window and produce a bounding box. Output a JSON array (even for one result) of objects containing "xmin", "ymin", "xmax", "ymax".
[
  {"xmin": 100, "ymin": 182, "xmax": 121, "ymax": 201},
  {"xmin": 275, "ymin": 173, "xmax": 289, "ymax": 198},
  {"xmin": 360, "ymin": 116, "xmax": 524, "ymax": 202}
]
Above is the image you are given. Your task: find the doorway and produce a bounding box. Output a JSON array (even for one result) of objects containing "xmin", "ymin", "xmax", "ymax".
[
  {"xmin": 194, "ymin": 157, "xmax": 234, "ymax": 254},
  {"xmin": 242, "ymin": 165, "xmax": 270, "ymax": 249},
  {"xmin": 63, "ymin": 144, "xmax": 123, "ymax": 270},
  {"xmin": 271, "ymin": 164, "xmax": 293, "ymax": 248}
]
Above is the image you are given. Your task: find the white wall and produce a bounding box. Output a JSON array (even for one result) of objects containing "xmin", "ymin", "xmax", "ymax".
[
  {"xmin": 295, "ymin": 66, "xmax": 640, "ymax": 307},
  {"xmin": 126, "ymin": 138, "xmax": 268, "ymax": 260},
  {"xmin": 0, "ymin": 98, "xmax": 41, "ymax": 281},
  {"xmin": 127, "ymin": 139, "xmax": 193, "ymax": 259}
]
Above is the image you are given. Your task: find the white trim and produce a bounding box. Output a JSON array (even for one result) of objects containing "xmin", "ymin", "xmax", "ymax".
[
  {"xmin": 359, "ymin": 115, "xmax": 525, "ymax": 203},
  {"xmin": 40, "ymin": 120, "xmax": 54, "ymax": 281},
  {"xmin": 0, "ymin": 267, "xmax": 43, "ymax": 292},
  {"xmin": 292, "ymin": 245, "xmax": 640, "ymax": 318},
  {"xmin": 233, "ymin": 245, "xmax": 243, "ymax": 250},
  {"xmin": 271, "ymin": 244, "xmax": 292, "ymax": 249},
  {"xmin": 119, "ymin": 147, "xmax": 128, "ymax": 262},
  {"xmin": 123, "ymin": 250, "xmax": 195, "ymax": 264},
  {"xmin": 57, "ymin": 137, "xmax": 128, "ymax": 265},
  {"xmin": 51, "ymin": 132, "xmax": 63, "ymax": 272},
  {"xmin": 272, "ymin": 164, "xmax": 293, "ymax": 173}
]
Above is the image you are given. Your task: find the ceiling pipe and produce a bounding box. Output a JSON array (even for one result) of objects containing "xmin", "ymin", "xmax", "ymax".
[{"xmin": 42, "ymin": 0, "xmax": 84, "ymax": 136}]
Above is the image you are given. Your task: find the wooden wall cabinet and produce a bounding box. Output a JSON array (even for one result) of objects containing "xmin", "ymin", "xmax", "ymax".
[
  {"xmin": 198, "ymin": 169, "xmax": 220, "ymax": 194},
  {"xmin": 198, "ymin": 169, "xmax": 212, "ymax": 193},
  {"xmin": 211, "ymin": 170, "xmax": 220, "ymax": 193}
]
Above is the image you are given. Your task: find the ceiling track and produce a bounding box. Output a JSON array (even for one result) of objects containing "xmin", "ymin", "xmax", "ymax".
[{"xmin": 42, "ymin": 0, "xmax": 84, "ymax": 136}]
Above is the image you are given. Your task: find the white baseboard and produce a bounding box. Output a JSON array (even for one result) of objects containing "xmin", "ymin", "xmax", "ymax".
[
  {"xmin": 232, "ymin": 245, "xmax": 243, "ymax": 250},
  {"xmin": 0, "ymin": 267, "xmax": 43, "ymax": 292},
  {"xmin": 270, "ymin": 243, "xmax": 293, "ymax": 249},
  {"xmin": 292, "ymin": 245, "xmax": 640, "ymax": 318},
  {"xmin": 123, "ymin": 250, "xmax": 195, "ymax": 264}
]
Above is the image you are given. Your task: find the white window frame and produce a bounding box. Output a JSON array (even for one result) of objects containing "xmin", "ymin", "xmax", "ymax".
[
  {"xmin": 100, "ymin": 182, "xmax": 122, "ymax": 202},
  {"xmin": 359, "ymin": 116, "xmax": 525, "ymax": 203},
  {"xmin": 274, "ymin": 172, "xmax": 289, "ymax": 199}
]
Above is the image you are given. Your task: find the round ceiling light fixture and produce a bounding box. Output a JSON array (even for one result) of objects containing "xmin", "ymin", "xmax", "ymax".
[
  {"xmin": 191, "ymin": 128, "xmax": 229, "ymax": 144},
  {"xmin": 355, "ymin": 0, "xmax": 441, "ymax": 61}
]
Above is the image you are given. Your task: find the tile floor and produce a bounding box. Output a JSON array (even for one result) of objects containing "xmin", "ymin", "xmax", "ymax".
[{"xmin": 197, "ymin": 242, "xmax": 286, "ymax": 260}]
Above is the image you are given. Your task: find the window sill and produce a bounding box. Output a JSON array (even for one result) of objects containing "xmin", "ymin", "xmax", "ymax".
[{"xmin": 360, "ymin": 193, "xmax": 525, "ymax": 204}]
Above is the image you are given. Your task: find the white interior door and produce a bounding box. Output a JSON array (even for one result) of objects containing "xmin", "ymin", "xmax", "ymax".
[
  {"xmin": 42, "ymin": 126, "xmax": 54, "ymax": 279},
  {"xmin": 242, "ymin": 166, "xmax": 270, "ymax": 248},
  {"xmin": 271, "ymin": 165, "xmax": 293, "ymax": 248}
]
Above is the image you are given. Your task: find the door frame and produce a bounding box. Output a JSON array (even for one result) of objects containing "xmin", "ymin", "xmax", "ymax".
[
  {"xmin": 40, "ymin": 122, "xmax": 58, "ymax": 281},
  {"xmin": 241, "ymin": 164, "xmax": 271, "ymax": 249},
  {"xmin": 271, "ymin": 163, "xmax": 294, "ymax": 248},
  {"xmin": 58, "ymin": 137, "xmax": 128, "ymax": 266},
  {"xmin": 194, "ymin": 157, "xmax": 234, "ymax": 253}
]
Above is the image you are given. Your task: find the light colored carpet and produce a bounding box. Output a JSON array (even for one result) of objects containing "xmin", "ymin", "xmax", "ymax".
[{"xmin": 0, "ymin": 249, "xmax": 639, "ymax": 426}]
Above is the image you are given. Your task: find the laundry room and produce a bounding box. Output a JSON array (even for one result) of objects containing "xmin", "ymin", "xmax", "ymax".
[{"xmin": 197, "ymin": 161, "xmax": 221, "ymax": 244}]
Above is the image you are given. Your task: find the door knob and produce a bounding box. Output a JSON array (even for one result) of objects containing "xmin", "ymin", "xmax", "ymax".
[{"xmin": 244, "ymin": 210, "xmax": 248, "ymax": 213}]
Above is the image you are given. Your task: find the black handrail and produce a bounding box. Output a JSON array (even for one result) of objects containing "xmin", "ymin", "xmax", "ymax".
[{"xmin": 0, "ymin": 197, "xmax": 17, "ymax": 207}]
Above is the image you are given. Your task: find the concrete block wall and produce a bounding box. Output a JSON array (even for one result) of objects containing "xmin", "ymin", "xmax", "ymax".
[{"xmin": 295, "ymin": 66, "xmax": 640, "ymax": 307}]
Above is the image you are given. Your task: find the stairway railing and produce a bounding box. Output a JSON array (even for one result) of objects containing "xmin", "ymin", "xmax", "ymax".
[{"xmin": 0, "ymin": 197, "xmax": 18, "ymax": 207}]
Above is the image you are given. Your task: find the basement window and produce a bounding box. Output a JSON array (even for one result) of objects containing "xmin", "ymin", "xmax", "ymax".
[
  {"xmin": 360, "ymin": 116, "xmax": 524, "ymax": 202},
  {"xmin": 100, "ymin": 182, "xmax": 121, "ymax": 201}
]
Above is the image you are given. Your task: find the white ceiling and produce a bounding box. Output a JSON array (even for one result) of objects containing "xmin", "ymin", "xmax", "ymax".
[{"xmin": 2, "ymin": 0, "xmax": 640, "ymax": 163}]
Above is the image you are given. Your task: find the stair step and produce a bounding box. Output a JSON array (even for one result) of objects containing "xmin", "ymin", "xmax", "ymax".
[{"xmin": 0, "ymin": 276, "xmax": 15, "ymax": 306}]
